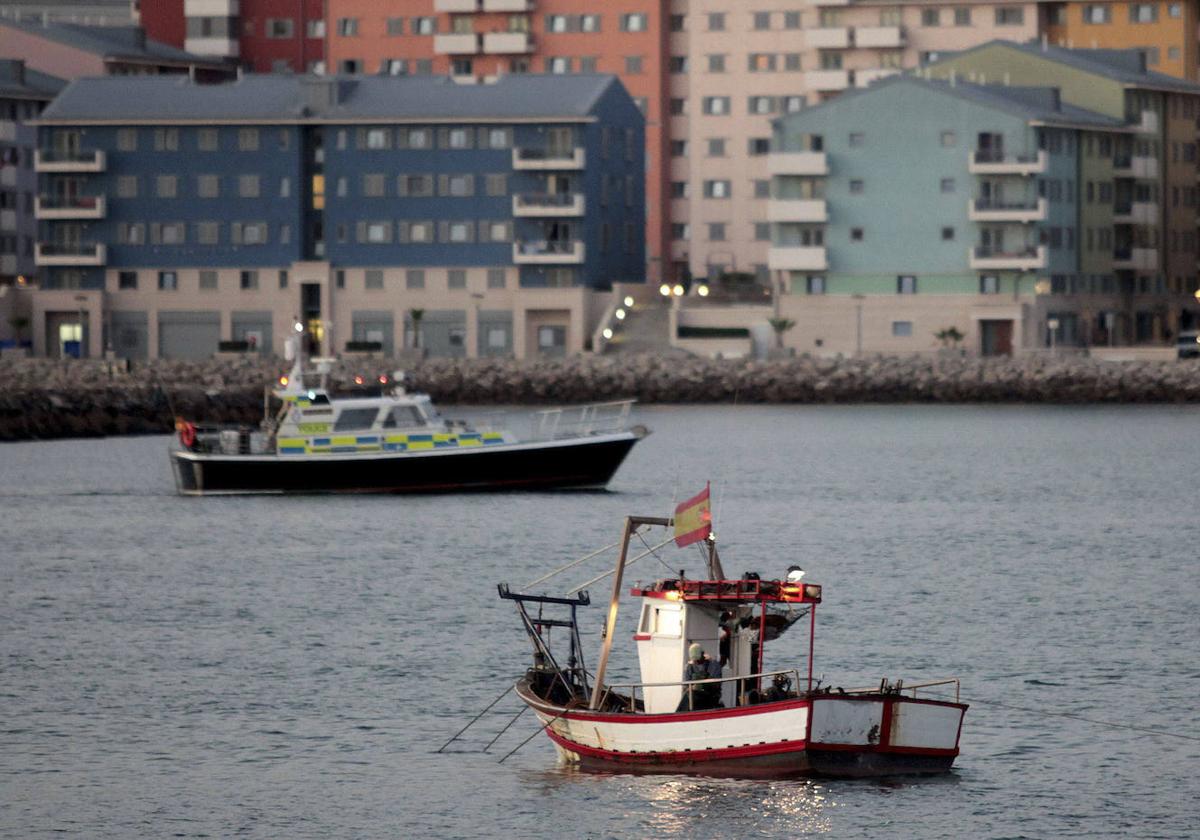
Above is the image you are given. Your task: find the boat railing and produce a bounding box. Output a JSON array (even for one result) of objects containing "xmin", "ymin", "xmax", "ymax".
[
  {"xmin": 596, "ymin": 669, "xmax": 804, "ymax": 712},
  {"xmin": 186, "ymin": 424, "xmax": 273, "ymax": 455},
  {"xmin": 831, "ymin": 677, "xmax": 961, "ymax": 704},
  {"xmin": 532, "ymin": 399, "xmax": 635, "ymax": 441}
]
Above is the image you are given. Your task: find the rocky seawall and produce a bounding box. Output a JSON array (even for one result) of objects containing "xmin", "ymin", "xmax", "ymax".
[{"xmin": 1, "ymin": 353, "xmax": 1199, "ymax": 442}]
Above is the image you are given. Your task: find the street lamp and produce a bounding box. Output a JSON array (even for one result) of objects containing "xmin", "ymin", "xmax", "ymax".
[
  {"xmin": 851, "ymin": 294, "xmax": 865, "ymax": 357},
  {"xmin": 1047, "ymin": 317, "xmax": 1060, "ymax": 354}
]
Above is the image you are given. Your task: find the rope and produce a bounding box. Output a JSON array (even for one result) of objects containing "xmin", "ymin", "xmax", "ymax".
[
  {"xmin": 435, "ymin": 684, "xmax": 514, "ymax": 753},
  {"xmin": 919, "ymin": 688, "xmax": 1200, "ymax": 743},
  {"xmin": 497, "ymin": 707, "xmax": 571, "ymax": 763},
  {"xmin": 482, "ymin": 705, "xmax": 527, "ymax": 753},
  {"xmin": 521, "ymin": 537, "xmax": 627, "ymax": 591},
  {"xmin": 566, "ymin": 534, "xmax": 677, "ymax": 594},
  {"xmin": 636, "ymin": 529, "xmax": 677, "ymax": 576}
]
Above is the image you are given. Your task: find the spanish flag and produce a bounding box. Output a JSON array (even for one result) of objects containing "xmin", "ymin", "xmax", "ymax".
[{"xmin": 674, "ymin": 483, "xmax": 712, "ymax": 547}]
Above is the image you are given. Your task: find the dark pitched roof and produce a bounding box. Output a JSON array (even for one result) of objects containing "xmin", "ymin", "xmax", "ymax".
[
  {"xmin": 929, "ymin": 39, "xmax": 1200, "ymax": 94},
  {"xmin": 37, "ymin": 73, "xmax": 629, "ymax": 123},
  {"xmin": 0, "ymin": 19, "xmax": 227, "ymax": 67},
  {"xmin": 773, "ymin": 75, "xmax": 1124, "ymax": 130}
]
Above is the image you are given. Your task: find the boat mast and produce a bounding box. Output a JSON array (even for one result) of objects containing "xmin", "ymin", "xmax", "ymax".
[{"xmin": 588, "ymin": 515, "xmax": 670, "ymax": 710}]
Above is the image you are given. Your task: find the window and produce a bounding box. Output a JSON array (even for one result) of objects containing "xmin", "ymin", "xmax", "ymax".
[
  {"xmin": 625, "ymin": 55, "xmax": 644, "ymax": 74},
  {"xmin": 1129, "ymin": 3, "xmax": 1156, "ymax": 21},
  {"xmin": 783, "ymin": 96, "xmax": 805, "ymax": 113},
  {"xmin": 153, "ymin": 128, "xmax": 178, "ymax": 151},
  {"xmin": 307, "ymin": 19, "xmax": 325, "ymax": 37},
  {"xmin": 670, "ymin": 56, "xmax": 688, "ymax": 73},
  {"xmin": 158, "ymin": 271, "xmax": 178, "ymax": 291},
  {"xmin": 237, "ymin": 129, "xmax": 259, "ymax": 151},
  {"xmin": 748, "ymin": 96, "xmax": 776, "ymax": 114},
  {"xmin": 620, "ymin": 13, "xmax": 647, "ymax": 31},
  {"xmin": 749, "ymin": 138, "xmax": 770, "ymax": 156},
  {"xmin": 485, "ymin": 174, "xmax": 507, "ymax": 196},
  {"xmin": 670, "ymin": 181, "xmax": 689, "ymax": 199},
  {"xmin": 979, "ymin": 275, "xmax": 999, "ymax": 294},
  {"xmin": 385, "ymin": 16, "xmax": 404, "ymax": 35},
  {"xmin": 754, "ymin": 222, "xmax": 771, "ymax": 241},
  {"xmin": 995, "ymin": 7, "xmax": 1024, "ymax": 24},
  {"xmin": 897, "ymin": 275, "xmax": 917, "ymax": 294},
  {"xmin": 118, "ymin": 223, "xmax": 145, "ymax": 245},
  {"xmin": 941, "ymin": 130, "xmax": 957, "ymax": 147},
  {"xmin": 444, "ymin": 174, "xmax": 475, "ymax": 197},
  {"xmin": 445, "ymin": 128, "xmax": 471, "ymax": 149},
  {"xmin": 485, "ymin": 127, "xmax": 511, "ymax": 149},
  {"xmin": 363, "ymin": 173, "xmax": 386, "ymax": 197},
  {"xmin": 488, "ymin": 268, "xmax": 506, "ymax": 289},
  {"xmin": 922, "ymin": 8, "xmax": 940, "ymax": 25},
  {"xmin": 892, "ymin": 321, "xmax": 913, "ymax": 337},
  {"xmin": 851, "ymin": 228, "xmax": 864, "ymax": 241},
  {"xmin": 708, "ymin": 12, "xmax": 726, "ymax": 30},
  {"xmin": 669, "ymin": 13, "xmax": 685, "ymax": 31},
  {"xmin": 239, "ymin": 270, "xmax": 259, "ymax": 290},
  {"xmin": 942, "ymin": 227, "xmax": 955, "ymax": 241},
  {"xmin": 199, "ymin": 270, "xmax": 217, "ymax": 290},
  {"xmin": 581, "ymin": 14, "xmax": 600, "ymax": 31},
  {"xmin": 753, "ymin": 11, "xmax": 771, "ymax": 29},
  {"xmin": 365, "ymin": 269, "xmax": 383, "ymax": 290},
  {"xmin": 954, "ymin": 7, "xmax": 971, "ymax": 25},
  {"xmin": 197, "ymin": 174, "xmax": 219, "ymax": 198},
  {"xmin": 784, "ymin": 53, "xmax": 802, "ymax": 71},
  {"xmin": 1169, "ymin": 2, "xmax": 1182, "ymax": 16},
  {"xmin": 708, "ymin": 222, "xmax": 726, "ymax": 241},
  {"xmin": 754, "ymin": 179, "xmax": 771, "ymax": 198},
  {"xmin": 806, "ymin": 276, "xmax": 826, "ymax": 294},
  {"xmin": 406, "ymin": 270, "xmax": 425, "ymax": 289},
  {"xmin": 707, "ymin": 54, "xmax": 726, "ymax": 73},
  {"xmin": 1083, "ymin": 4, "xmax": 1111, "ymax": 23},
  {"xmin": 266, "ymin": 18, "xmax": 293, "ymax": 38},
  {"xmin": 233, "ymin": 221, "xmax": 268, "ymax": 245},
  {"xmin": 785, "ymin": 11, "xmax": 801, "ymax": 28},
  {"xmin": 414, "ymin": 16, "xmax": 436, "ymax": 34},
  {"xmin": 118, "ymin": 271, "xmax": 137, "ymax": 290},
  {"xmin": 337, "ymin": 17, "xmax": 358, "ymax": 36},
  {"xmin": 117, "ymin": 175, "xmax": 138, "ymax": 199},
  {"xmin": 704, "ymin": 179, "xmax": 731, "ymax": 198},
  {"xmin": 448, "ymin": 269, "xmax": 467, "ymax": 289},
  {"xmin": 703, "ymin": 96, "xmax": 730, "ymax": 115},
  {"xmin": 238, "ymin": 174, "xmax": 260, "ymax": 198},
  {"xmin": 941, "ymin": 177, "xmax": 956, "ymax": 193},
  {"xmin": 363, "ymin": 221, "xmax": 392, "ymax": 243},
  {"xmin": 670, "ymin": 98, "xmax": 687, "ymax": 115},
  {"xmin": 670, "ymin": 140, "xmax": 688, "ymax": 157},
  {"xmin": 363, "ymin": 128, "xmax": 391, "ymax": 149},
  {"xmin": 339, "ymin": 59, "xmax": 361, "ymax": 74},
  {"xmin": 849, "ymin": 132, "xmax": 864, "ymax": 147},
  {"xmin": 196, "ymin": 221, "xmax": 219, "ymax": 244},
  {"xmin": 849, "ymin": 179, "xmax": 864, "ymax": 194},
  {"xmin": 401, "ymin": 128, "xmax": 431, "ymax": 149},
  {"xmin": 117, "ymin": 128, "xmax": 137, "ymax": 151},
  {"xmin": 707, "ymin": 138, "xmax": 726, "ymax": 156},
  {"xmin": 671, "ymin": 223, "xmax": 690, "ymax": 240},
  {"xmin": 156, "ymin": 175, "xmax": 178, "ymax": 198}
]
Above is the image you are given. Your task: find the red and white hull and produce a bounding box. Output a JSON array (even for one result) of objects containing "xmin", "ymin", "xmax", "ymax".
[{"xmin": 516, "ymin": 679, "xmax": 967, "ymax": 778}]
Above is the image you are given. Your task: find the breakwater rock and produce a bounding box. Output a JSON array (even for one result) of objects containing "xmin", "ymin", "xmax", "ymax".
[{"xmin": 1, "ymin": 353, "xmax": 1199, "ymax": 442}]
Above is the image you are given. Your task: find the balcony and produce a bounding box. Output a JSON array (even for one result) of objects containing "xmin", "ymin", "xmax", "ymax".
[
  {"xmin": 968, "ymin": 245, "xmax": 1046, "ymax": 271},
  {"xmin": 434, "ymin": 0, "xmax": 478, "ymax": 10},
  {"xmin": 967, "ymin": 149, "xmax": 1046, "ymax": 175},
  {"xmin": 433, "ymin": 33, "xmax": 480, "ymax": 54},
  {"xmin": 35, "ymin": 195, "xmax": 107, "ymax": 220},
  {"xmin": 513, "ymin": 193, "xmax": 585, "ymax": 216},
  {"xmin": 1112, "ymin": 154, "xmax": 1159, "ymax": 179},
  {"xmin": 1112, "ymin": 201, "xmax": 1159, "ymax": 225},
  {"xmin": 184, "ymin": 36, "xmax": 239, "ymax": 58},
  {"xmin": 1, "ymin": 167, "xmax": 16, "ymax": 188},
  {"xmin": 34, "ymin": 149, "xmax": 106, "ymax": 173},
  {"xmin": 513, "ymin": 240, "xmax": 585, "ymax": 264},
  {"xmin": 1112, "ymin": 247, "xmax": 1157, "ymax": 271},
  {"xmin": 482, "ymin": 0, "xmax": 532, "ymax": 8},
  {"xmin": 855, "ymin": 25, "xmax": 904, "ymax": 48},
  {"xmin": 1135, "ymin": 110, "xmax": 1159, "ymax": 134},
  {"xmin": 483, "ymin": 32, "xmax": 534, "ymax": 53},
  {"xmin": 806, "ymin": 27, "xmax": 851, "ymax": 49},
  {"xmin": 768, "ymin": 246, "xmax": 828, "ymax": 271},
  {"xmin": 967, "ymin": 197, "xmax": 1047, "ymax": 223},
  {"xmin": 856, "ymin": 67, "xmax": 900, "ymax": 87},
  {"xmin": 766, "ymin": 199, "xmax": 827, "ymax": 223},
  {"xmin": 183, "ymin": 0, "xmax": 239, "ymax": 13},
  {"xmin": 806, "ymin": 69, "xmax": 852, "ymax": 91},
  {"xmin": 768, "ymin": 152, "xmax": 828, "ymax": 176},
  {"xmin": 35, "ymin": 242, "xmax": 107, "ymax": 266},
  {"xmin": 512, "ymin": 146, "xmax": 585, "ymax": 169}
]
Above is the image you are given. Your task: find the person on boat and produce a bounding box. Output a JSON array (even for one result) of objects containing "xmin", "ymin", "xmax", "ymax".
[{"xmin": 678, "ymin": 643, "xmax": 722, "ymax": 711}]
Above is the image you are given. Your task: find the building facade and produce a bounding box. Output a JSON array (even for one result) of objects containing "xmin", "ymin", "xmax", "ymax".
[
  {"xmin": 770, "ymin": 49, "xmax": 1200, "ymax": 357},
  {"xmin": 32, "ymin": 73, "xmax": 644, "ymax": 360}
]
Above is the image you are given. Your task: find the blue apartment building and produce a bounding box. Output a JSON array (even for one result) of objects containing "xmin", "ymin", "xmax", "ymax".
[{"xmin": 32, "ymin": 73, "xmax": 645, "ymax": 359}]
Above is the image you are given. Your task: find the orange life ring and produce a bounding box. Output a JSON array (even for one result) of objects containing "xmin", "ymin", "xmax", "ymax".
[{"xmin": 179, "ymin": 422, "xmax": 196, "ymax": 449}]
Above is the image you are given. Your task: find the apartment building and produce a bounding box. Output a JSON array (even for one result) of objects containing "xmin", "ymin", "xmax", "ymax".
[
  {"xmin": 31, "ymin": 73, "xmax": 644, "ymax": 360},
  {"xmin": 139, "ymin": 0, "xmax": 327, "ymax": 74},
  {"xmin": 769, "ymin": 43, "xmax": 1200, "ymax": 357},
  {"xmin": 0, "ymin": 1, "xmax": 134, "ymax": 27},
  {"xmin": 1043, "ymin": 0, "xmax": 1199, "ymax": 81}
]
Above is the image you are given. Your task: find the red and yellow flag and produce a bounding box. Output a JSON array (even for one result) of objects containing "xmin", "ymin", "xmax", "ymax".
[{"xmin": 674, "ymin": 483, "xmax": 712, "ymax": 547}]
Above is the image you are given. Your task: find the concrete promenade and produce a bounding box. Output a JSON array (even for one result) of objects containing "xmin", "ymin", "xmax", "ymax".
[{"xmin": 2, "ymin": 353, "xmax": 1199, "ymax": 441}]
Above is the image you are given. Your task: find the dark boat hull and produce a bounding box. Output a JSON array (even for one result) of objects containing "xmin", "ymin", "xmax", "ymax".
[{"xmin": 171, "ymin": 431, "xmax": 643, "ymax": 495}]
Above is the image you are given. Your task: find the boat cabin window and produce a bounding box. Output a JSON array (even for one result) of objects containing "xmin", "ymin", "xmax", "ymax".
[
  {"xmin": 306, "ymin": 393, "xmax": 331, "ymax": 405},
  {"xmin": 641, "ymin": 603, "xmax": 681, "ymax": 637},
  {"xmin": 382, "ymin": 405, "xmax": 426, "ymax": 429},
  {"xmin": 333, "ymin": 407, "xmax": 381, "ymax": 431}
]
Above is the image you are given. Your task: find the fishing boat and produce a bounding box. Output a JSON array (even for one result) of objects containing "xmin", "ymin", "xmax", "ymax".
[
  {"xmin": 169, "ymin": 348, "xmax": 647, "ymax": 496},
  {"xmin": 498, "ymin": 487, "xmax": 967, "ymax": 777}
]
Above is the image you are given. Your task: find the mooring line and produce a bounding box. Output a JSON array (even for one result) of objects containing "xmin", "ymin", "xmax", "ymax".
[{"xmin": 436, "ymin": 684, "xmax": 514, "ymax": 753}]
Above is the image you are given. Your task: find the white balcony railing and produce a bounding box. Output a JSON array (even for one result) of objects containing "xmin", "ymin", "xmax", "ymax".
[
  {"xmin": 184, "ymin": 36, "xmax": 239, "ymax": 58},
  {"xmin": 1113, "ymin": 155, "xmax": 1159, "ymax": 180},
  {"xmin": 967, "ymin": 197, "xmax": 1047, "ymax": 223},
  {"xmin": 433, "ymin": 33, "xmax": 480, "ymax": 54},
  {"xmin": 1112, "ymin": 201, "xmax": 1159, "ymax": 225},
  {"xmin": 767, "ymin": 151, "xmax": 828, "ymax": 176},
  {"xmin": 806, "ymin": 27, "xmax": 850, "ymax": 49},
  {"xmin": 512, "ymin": 193, "xmax": 585, "ymax": 217},
  {"xmin": 34, "ymin": 149, "xmax": 106, "ymax": 172},
  {"xmin": 766, "ymin": 199, "xmax": 827, "ymax": 223},
  {"xmin": 512, "ymin": 146, "xmax": 585, "ymax": 169},
  {"xmin": 1112, "ymin": 247, "xmax": 1157, "ymax": 271},
  {"xmin": 855, "ymin": 25, "xmax": 904, "ymax": 48},
  {"xmin": 434, "ymin": 0, "xmax": 478, "ymax": 10},
  {"xmin": 967, "ymin": 149, "xmax": 1047, "ymax": 175},
  {"xmin": 482, "ymin": 0, "xmax": 532, "ymax": 9},
  {"xmin": 968, "ymin": 245, "xmax": 1046, "ymax": 271},
  {"xmin": 35, "ymin": 195, "xmax": 107, "ymax": 220},
  {"xmin": 513, "ymin": 240, "xmax": 585, "ymax": 264},
  {"xmin": 768, "ymin": 246, "xmax": 828, "ymax": 271},
  {"xmin": 805, "ymin": 69, "xmax": 851, "ymax": 91},
  {"xmin": 483, "ymin": 31, "xmax": 534, "ymax": 53},
  {"xmin": 35, "ymin": 242, "xmax": 107, "ymax": 266}
]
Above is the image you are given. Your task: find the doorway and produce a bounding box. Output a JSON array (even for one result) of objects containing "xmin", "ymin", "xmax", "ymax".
[{"xmin": 980, "ymin": 320, "xmax": 1013, "ymax": 356}]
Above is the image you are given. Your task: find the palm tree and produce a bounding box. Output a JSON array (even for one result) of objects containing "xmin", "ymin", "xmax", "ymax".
[
  {"xmin": 409, "ymin": 308, "xmax": 424, "ymax": 350},
  {"xmin": 768, "ymin": 317, "xmax": 796, "ymax": 350}
]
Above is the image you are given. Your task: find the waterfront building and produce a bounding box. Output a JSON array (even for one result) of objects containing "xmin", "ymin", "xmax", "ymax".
[
  {"xmin": 0, "ymin": 1, "xmax": 133, "ymax": 27},
  {"xmin": 1042, "ymin": 0, "xmax": 1199, "ymax": 82},
  {"xmin": 31, "ymin": 73, "xmax": 645, "ymax": 360},
  {"xmin": 769, "ymin": 45, "xmax": 1200, "ymax": 357}
]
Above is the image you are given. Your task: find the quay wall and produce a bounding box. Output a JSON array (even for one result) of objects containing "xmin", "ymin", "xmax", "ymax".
[{"xmin": 1, "ymin": 353, "xmax": 1199, "ymax": 441}]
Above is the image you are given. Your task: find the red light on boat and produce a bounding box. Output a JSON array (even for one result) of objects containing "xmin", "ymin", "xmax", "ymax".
[
  {"xmin": 279, "ymin": 376, "xmax": 288, "ymax": 386},
  {"xmin": 379, "ymin": 375, "xmax": 388, "ymax": 384},
  {"xmin": 354, "ymin": 376, "xmax": 364, "ymax": 385}
]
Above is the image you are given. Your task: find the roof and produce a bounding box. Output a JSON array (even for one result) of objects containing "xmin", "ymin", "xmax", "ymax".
[
  {"xmin": 930, "ymin": 40, "xmax": 1200, "ymax": 94},
  {"xmin": 773, "ymin": 74, "xmax": 1125, "ymax": 131},
  {"xmin": 0, "ymin": 19, "xmax": 227, "ymax": 68},
  {"xmin": 0, "ymin": 59, "xmax": 65, "ymax": 101},
  {"xmin": 37, "ymin": 73, "xmax": 628, "ymax": 123}
]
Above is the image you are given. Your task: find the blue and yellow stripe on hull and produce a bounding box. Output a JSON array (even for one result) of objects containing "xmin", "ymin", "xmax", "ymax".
[{"xmin": 277, "ymin": 431, "xmax": 506, "ymax": 455}]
